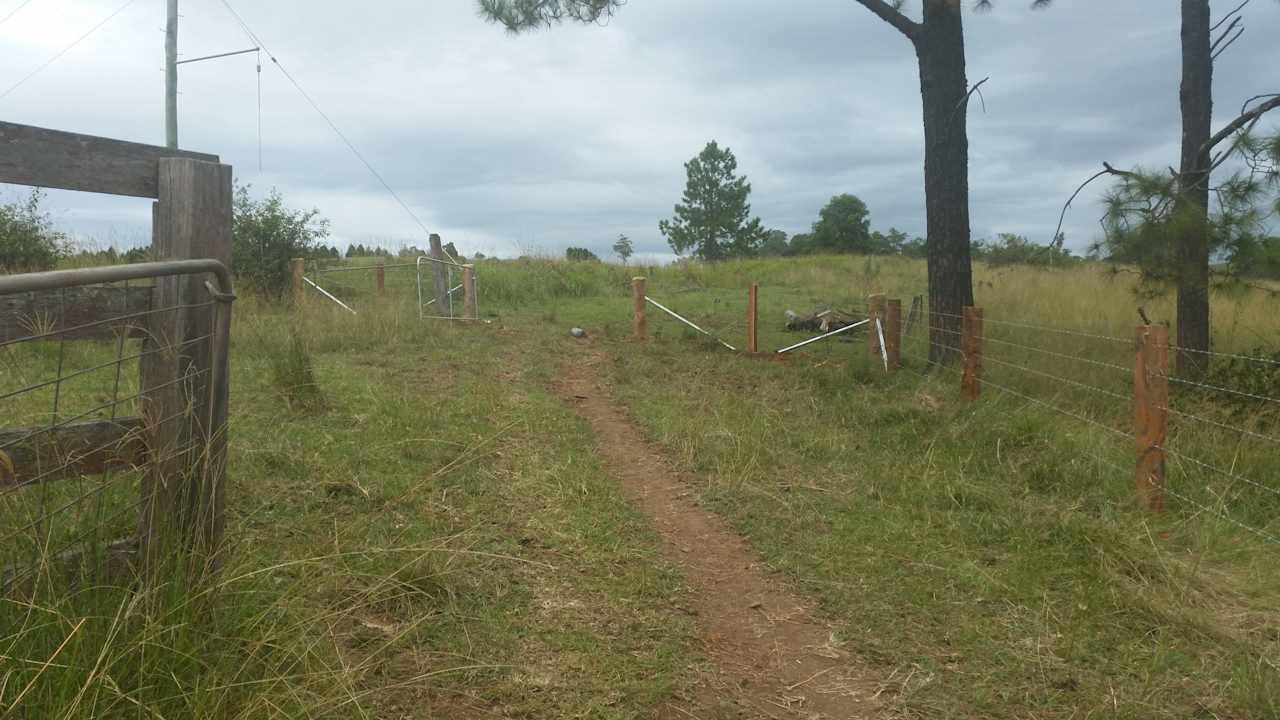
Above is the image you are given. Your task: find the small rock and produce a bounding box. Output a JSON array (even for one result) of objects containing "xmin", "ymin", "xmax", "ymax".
[{"xmin": 569, "ymin": 327, "xmax": 587, "ymax": 338}]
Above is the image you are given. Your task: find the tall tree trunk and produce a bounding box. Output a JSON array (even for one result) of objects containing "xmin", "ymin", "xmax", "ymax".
[
  {"xmin": 1176, "ymin": 0, "xmax": 1213, "ymax": 378},
  {"xmin": 917, "ymin": 1, "xmax": 975, "ymax": 363}
]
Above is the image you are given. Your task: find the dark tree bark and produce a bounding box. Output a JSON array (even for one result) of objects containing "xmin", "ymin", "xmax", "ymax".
[
  {"xmin": 1176, "ymin": 0, "xmax": 1213, "ymax": 378},
  {"xmin": 917, "ymin": 1, "xmax": 975, "ymax": 363},
  {"xmin": 855, "ymin": 0, "xmax": 975, "ymax": 363}
]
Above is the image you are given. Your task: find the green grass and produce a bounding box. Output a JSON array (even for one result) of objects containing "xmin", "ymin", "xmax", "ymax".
[
  {"xmin": 3, "ymin": 252, "xmax": 1278, "ymax": 718},
  {"xmin": 525, "ymin": 255, "xmax": 1280, "ymax": 718},
  {"xmin": 3, "ymin": 292, "xmax": 700, "ymax": 718}
]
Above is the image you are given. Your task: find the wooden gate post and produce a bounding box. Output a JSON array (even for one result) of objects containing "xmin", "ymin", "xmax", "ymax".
[
  {"xmin": 885, "ymin": 298, "xmax": 902, "ymax": 371},
  {"xmin": 961, "ymin": 306, "xmax": 984, "ymax": 400},
  {"xmin": 904, "ymin": 295, "xmax": 923, "ymax": 337},
  {"xmin": 428, "ymin": 233, "xmax": 451, "ymax": 313},
  {"xmin": 375, "ymin": 262, "xmax": 385, "ymax": 296},
  {"xmin": 462, "ymin": 264, "xmax": 477, "ymax": 320},
  {"xmin": 633, "ymin": 277, "xmax": 647, "ymax": 340},
  {"xmin": 1135, "ymin": 325, "xmax": 1169, "ymax": 512},
  {"xmin": 290, "ymin": 258, "xmax": 305, "ymax": 305},
  {"xmin": 747, "ymin": 284, "xmax": 759, "ymax": 353},
  {"xmin": 141, "ymin": 157, "xmax": 233, "ymax": 573},
  {"xmin": 868, "ymin": 293, "xmax": 886, "ymax": 357}
]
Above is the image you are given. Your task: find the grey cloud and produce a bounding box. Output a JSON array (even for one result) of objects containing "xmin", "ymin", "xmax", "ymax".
[{"xmin": 2, "ymin": 0, "xmax": 1279, "ymax": 260}]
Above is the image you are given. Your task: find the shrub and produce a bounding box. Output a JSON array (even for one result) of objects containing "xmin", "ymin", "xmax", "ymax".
[
  {"xmin": 975, "ymin": 233, "xmax": 1079, "ymax": 268},
  {"xmin": 565, "ymin": 247, "xmax": 600, "ymax": 262},
  {"xmin": 233, "ymin": 185, "xmax": 330, "ymax": 296},
  {"xmin": 0, "ymin": 189, "xmax": 69, "ymax": 272}
]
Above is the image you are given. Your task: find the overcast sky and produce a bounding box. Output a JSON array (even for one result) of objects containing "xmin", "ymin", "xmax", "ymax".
[{"xmin": 2, "ymin": 0, "xmax": 1278, "ymax": 261}]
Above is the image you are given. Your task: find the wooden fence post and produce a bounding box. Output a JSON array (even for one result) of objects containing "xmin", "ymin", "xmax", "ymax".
[
  {"xmin": 747, "ymin": 284, "xmax": 759, "ymax": 353},
  {"xmin": 428, "ymin": 233, "xmax": 450, "ymax": 313},
  {"xmin": 885, "ymin": 298, "xmax": 901, "ymax": 371},
  {"xmin": 462, "ymin": 264, "xmax": 477, "ymax": 320},
  {"xmin": 142, "ymin": 157, "xmax": 232, "ymax": 573},
  {"xmin": 904, "ymin": 294, "xmax": 923, "ymax": 337},
  {"xmin": 375, "ymin": 262, "xmax": 385, "ymax": 296},
  {"xmin": 868, "ymin": 293, "xmax": 886, "ymax": 357},
  {"xmin": 290, "ymin": 258, "xmax": 305, "ymax": 305},
  {"xmin": 961, "ymin": 306, "xmax": 984, "ymax": 400},
  {"xmin": 633, "ymin": 277, "xmax": 647, "ymax": 340},
  {"xmin": 1135, "ymin": 324, "xmax": 1168, "ymax": 512}
]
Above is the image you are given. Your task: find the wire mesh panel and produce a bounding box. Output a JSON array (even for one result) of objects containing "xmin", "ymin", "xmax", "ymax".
[
  {"xmin": 0, "ymin": 260, "xmax": 233, "ymax": 590},
  {"xmin": 416, "ymin": 256, "xmax": 476, "ymax": 321}
]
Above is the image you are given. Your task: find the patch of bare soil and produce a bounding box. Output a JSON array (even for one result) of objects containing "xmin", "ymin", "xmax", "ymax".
[{"xmin": 556, "ymin": 347, "xmax": 883, "ymax": 720}]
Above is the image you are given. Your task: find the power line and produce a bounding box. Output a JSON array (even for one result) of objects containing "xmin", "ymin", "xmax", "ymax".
[
  {"xmin": 0, "ymin": 0, "xmax": 139, "ymax": 101},
  {"xmin": 0, "ymin": 0, "xmax": 37, "ymax": 27},
  {"xmin": 216, "ymin": 0, "xmax": 457, "ymax": 262}
]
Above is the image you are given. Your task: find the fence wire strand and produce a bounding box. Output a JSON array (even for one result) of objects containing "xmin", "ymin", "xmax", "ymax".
[
  {"xmin": 1158, "ymin": 444, "xmax": 1280, "ymax": 499},
  {"xmin": 930, "ymin": 310, "xmax": 1133, "ymax": 346},
  {"xmin": 899, "ymin": 327, "xmax": 1280, "ymax": 547}
]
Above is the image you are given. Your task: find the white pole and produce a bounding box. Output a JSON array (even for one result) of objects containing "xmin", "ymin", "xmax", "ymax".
[
  {"xmin": 302, "ymin": 276, "xmax": 357, "ymax": 314},
  {"xmin": 875, "ymin": 318, "xmax": 889, "ymax": 371},
  {"xmin": 165, "ymin": 0, "xmax": 178, "ymax": 148},
  {"xmin": 776, "ymin": 319, "xmax": 870, "ymax": 354},
  {"xmin": 423, "ymin": 284, "xmax": 464, "ymax": 307},
  {"xmin": 645, "ymin": 297, "xmax": 736, "ymax": 351}
]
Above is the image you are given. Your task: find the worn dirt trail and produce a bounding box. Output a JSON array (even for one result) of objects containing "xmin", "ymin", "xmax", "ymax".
[{"xmin": 556, "ymin": 348, "xmax": 882, "ymax": 720}]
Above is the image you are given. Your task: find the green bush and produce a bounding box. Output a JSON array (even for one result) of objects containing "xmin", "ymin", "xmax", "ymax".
[
  {"xmin": 232, "ymin": 185, "xmax": 330, "ymax": 297},
  {"xmin": 974, "ymin": 233, "xmax": 1079, "ymax": 268},
  {"xmin": 0, "ymin": 189, "xmax": 69, "ymax": 273},
  {"xmin": 565, "ymin": 246, "xmax": 600, "ymax": 262}
]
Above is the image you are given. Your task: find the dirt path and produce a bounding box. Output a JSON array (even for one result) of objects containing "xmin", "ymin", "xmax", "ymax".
[{"xmin": 556, "ymin": 348, "xmax": 882, "ymax": 720}]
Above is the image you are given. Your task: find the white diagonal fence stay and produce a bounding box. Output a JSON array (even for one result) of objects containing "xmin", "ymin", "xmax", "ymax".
[
  {"xmin": 645, "ymin": 296, "xmax": 737, "ymax": 351},
  {"xmin": 776, "ymin": 319, "xmax": 870, "ymax": 355}
]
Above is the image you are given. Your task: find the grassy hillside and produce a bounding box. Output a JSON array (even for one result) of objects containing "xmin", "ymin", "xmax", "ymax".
[{"xmin": 3, "ymin": 254, "xmax": 1277, "ymax": 718}]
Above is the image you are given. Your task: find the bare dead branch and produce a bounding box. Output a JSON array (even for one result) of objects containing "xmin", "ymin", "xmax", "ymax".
[
  {"xmin": 1240, "ymin": 93, "xmax": 1280, "ymax": 116},
  {"xmin": 1204, "ymin": 94, "xmax": 1280, "ymax": 154},
  {"xmin": 1211, "ymin": 24, "xmax": 1245, "ymax": 61},
  {"xmin": 1210, "ymin": 0, "xmax": 1252, "ymax": 32},
  {"xmin": 851, "ymin": 0, "xmax": 921, "ymax": 42},
  {"xmin": 1210, "ymin": 15, "xmax": 1243, "ymax": 53},
  {"xmin": 1051, "ymin": 162, "xmax": 1131, "ymax": 246},
  {"xmin": 962, "ymin": 76, "xmax": 990, "ymax": 115}
]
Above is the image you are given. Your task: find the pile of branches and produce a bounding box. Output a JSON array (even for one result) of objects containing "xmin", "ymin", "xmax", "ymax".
[{"xmin": 783, "ymin": 305, "xmax": 865, "ymax": 333}]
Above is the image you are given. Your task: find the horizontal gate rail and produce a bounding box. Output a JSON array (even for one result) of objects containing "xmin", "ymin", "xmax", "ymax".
[{"xmin": 0, "ymin": 417, "xmax": 148, "ymax": 488}]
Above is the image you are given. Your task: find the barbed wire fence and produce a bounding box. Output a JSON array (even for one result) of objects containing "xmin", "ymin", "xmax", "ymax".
[
  {"xmin": 895, "ymin": 306, "xmax": 1280, "ymax": 546},
  {"xmin": 623, "ymin": 278, "xmax": 1278, "ymax": 546}
]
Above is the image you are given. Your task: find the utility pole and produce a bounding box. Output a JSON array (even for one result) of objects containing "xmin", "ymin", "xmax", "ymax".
[{"xmin": 165, "ymin": 0, "xmax": 178, "ymax": 148}]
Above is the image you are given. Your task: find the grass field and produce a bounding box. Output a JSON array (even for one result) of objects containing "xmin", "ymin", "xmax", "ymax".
[{"xmin": 2, "ymin": 254, "xmax": 1278, "ymax": 718}]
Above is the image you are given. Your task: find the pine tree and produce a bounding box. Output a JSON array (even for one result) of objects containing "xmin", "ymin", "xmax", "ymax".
[
  {"xmin": 659, "ymin": 141, "xmax": 765, "ymax": 261},
  {"xmin": 1065, "ymin": 0, "xmax": 1280, "ymax": 377}
]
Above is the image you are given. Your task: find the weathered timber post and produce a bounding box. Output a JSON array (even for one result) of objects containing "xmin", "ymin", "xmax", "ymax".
[
  {"xmin": 428, "ymin": 233, "xmax": 450, "ymax": 314},
  {"xmin": 141, "ymin": 157, "xmax": 233, "ymax": 573},
  {"xmin": 633, "ymin": 277, "xmax": 647, "ymax": 340},
  {"xmin": 375, "ymin": 262, "xmax": 385, "ymax": 296},
  {"xmin": 462, "ymin": 264, "xmax": 477, "ymax": 320},
  {"xmin": 1135, "ymin": 324, "xmax": 1169, "ymax": 512},
  {"xmin": 904, "ymin": 295, "xmax": 923, "ymax": 337},
  {"xmin": 290, "ymin": 258, "xmax": 305, "ymax": 305},
  {"xmin": 961, "ymin": 306, "xmax": 984, "ymax": 401},
  {"xmin": 747, "ymin": 284, "xmax": 759, "ymax": 353},
  {"xmin": 885, "ymin": 298, "xmax": 902, "ymax": 371},
  {"xmin": 868, "ymin": 293, "xmax": 886, "ymax": 357}
]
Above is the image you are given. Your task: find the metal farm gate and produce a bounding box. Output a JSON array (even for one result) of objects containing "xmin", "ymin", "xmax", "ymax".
[{"xmin": 0, "ymin": 121, "xmax": 234, "ymax": 588}]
